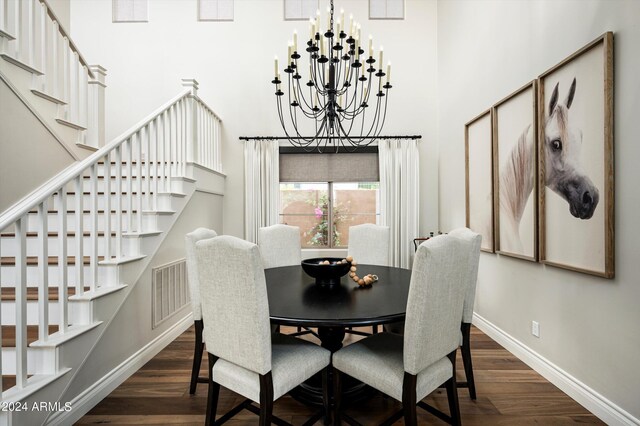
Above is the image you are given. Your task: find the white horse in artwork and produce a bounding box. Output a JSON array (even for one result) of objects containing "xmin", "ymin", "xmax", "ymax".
[{"xmin": 499, "ymin": 78, "xmax": 599, "ymax": 253}]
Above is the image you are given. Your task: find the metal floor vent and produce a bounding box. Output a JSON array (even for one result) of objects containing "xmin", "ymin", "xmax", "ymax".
[{"xmin": 152, "ymin": 259, "xmax": 190, "ymax": 328}]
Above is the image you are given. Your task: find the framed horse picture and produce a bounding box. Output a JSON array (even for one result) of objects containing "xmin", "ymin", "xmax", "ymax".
[
  {"xmin": 465, "ymin": 109, "xmax": 494, "ymax": 253},
  {"xmin": 493, "ymin": 81, "xmax": 538, "ymax": 262},
  {"xmin": 538, "ymin": 32, "xmax": 614, "ymax": 278}
]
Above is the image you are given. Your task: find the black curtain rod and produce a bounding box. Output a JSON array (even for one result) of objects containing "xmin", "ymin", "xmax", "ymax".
[{"xmin": 239, "ymin": 135, "xmax": 422, "ymax": 141}]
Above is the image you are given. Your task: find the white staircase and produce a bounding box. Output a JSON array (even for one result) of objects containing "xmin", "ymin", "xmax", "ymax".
[
  {"xmin": 0, "ymin": 0, "xmax": 106, "ymax": 154},
  {"xmin": 0, "ymin": 2, "xmax": 224, "ymax": 424}
]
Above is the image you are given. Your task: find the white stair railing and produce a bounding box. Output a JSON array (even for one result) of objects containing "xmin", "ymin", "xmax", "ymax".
[
  {"xmin": 0, "ymin": 81, "xmax": 222, "ymax": 396},
  {"xmin": 0, "ymin": 0, "xmax": 105, "ymax": 147}
]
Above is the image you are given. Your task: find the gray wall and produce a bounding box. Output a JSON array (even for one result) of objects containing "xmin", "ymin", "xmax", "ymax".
[{"xmin": 437, "ymin": 0, "xmax": 640, "ymax": 419}]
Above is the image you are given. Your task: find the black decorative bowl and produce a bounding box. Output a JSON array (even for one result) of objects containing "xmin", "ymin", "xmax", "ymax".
[{"xmin": 301, "ymin": 257, "xmax": 352, "ymax": 287}]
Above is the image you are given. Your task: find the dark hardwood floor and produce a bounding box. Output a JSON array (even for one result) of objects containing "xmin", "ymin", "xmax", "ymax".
[{"xmin": 77, "ymin": 325, "xmax": 603, "ymax": 425}]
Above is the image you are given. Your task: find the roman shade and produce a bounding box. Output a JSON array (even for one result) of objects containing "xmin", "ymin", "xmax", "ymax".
[{"xmin": 279, "ymin": 152, "xmax": 379, "ymax": 182}]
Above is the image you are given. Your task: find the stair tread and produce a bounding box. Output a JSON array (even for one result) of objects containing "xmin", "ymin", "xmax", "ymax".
[
  {"xmin": 62, "ymin": 191, "xmax": 155, "ymax": 195},
  {"xmin": 1, "ymin": 256, "xmax": 105, "ymax": 266},
  {"xmin": 1, "ymin": 287, "xmax": 89, "ymax": 301},
  {"xmin": 2, "ymin": 324, "xmax": 59, "ymax": 347}
]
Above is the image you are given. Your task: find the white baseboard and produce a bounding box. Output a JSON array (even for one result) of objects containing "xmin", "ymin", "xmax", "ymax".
[
  {"xmin": 472, "ymin": 313, "xmax": 640, "ymax": 426},
  {"xmin": 46, "ymin": 314, "xmax": 193, "ymax": 426}
]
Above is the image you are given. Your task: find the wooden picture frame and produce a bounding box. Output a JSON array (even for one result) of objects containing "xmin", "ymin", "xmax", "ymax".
[
  {"xmin": 465, "ymin": 109, "xmax": 494, "ymax": 253},
  {"xmin": 492, "ymin": 81, "xmax": 538, "ymax": 262},
  {"xmin": 538, "ymin": 32, "xmax": 614, "ymax": 278}
]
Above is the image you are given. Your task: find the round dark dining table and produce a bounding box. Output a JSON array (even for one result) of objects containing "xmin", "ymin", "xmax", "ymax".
[{"xmin": 265, "ymin": 264, "xmax": 412, "ymax": 407}]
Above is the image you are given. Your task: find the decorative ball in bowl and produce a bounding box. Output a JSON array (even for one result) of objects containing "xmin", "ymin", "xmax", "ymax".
[{"xmin": 301, "ymin": 257, "xmax": 352, "ymax": 287}]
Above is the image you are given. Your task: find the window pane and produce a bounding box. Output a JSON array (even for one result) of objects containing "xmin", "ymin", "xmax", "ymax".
[
  {"xmin": 333, "ymin": 182, "xmax": 380, "ymax": 247},
  {"xmin": 280, "ymin": 183, "xmax": 329, "ymax": 248}
]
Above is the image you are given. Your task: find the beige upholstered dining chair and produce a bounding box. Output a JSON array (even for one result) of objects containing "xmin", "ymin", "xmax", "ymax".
[
  {"xmin": 258, "ymin": 223, "xmax": 311, "ymax": 335},
  {"xmin": 333, "ymin": 234, "xmax": 470, "ymax": 426},
  {"xmin": 448, "ymin": 227, "xmax": 482, "ymax": 400},
  {"xmin": 348, "ymin": 223, "xmax": 391, "ymax": 334},
  {"xmin": 184, "ymin": 227, "xmax": 217, "ymax": 394},
  {"xmin": 348, "ymin": 223, "xmax": 390, "ymax": 266},
  {"xmin": 196, "ymin": 235, "xmax": 331, "ymax": 425},
  {"xmin": 258, "ymin": 224, "xmax": 302, "ymax": 268}
]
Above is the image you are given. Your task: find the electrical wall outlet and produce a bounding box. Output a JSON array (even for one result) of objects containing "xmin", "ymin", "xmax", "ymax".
[{"xmin": 531, "ymin": 320, "xmax": 540, "ymax": 338}]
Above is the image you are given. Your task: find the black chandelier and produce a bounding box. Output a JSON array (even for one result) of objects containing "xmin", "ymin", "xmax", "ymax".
[{"xmin": 272, "ymin": 0, "xmax": 392, "ymax": 151}]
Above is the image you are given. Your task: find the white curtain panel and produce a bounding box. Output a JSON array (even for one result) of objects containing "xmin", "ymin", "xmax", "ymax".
[
  {"xmin": 244, "ymin": 140, "xmax": 280, "ymax": 243},
  {"xmin": 379, "ymin": 139, "xmax": 420, "ymax": 269}
]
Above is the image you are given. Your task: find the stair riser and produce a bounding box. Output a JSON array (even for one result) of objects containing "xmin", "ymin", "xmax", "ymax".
[
  {"xmin": 94, "ymin": 164, "xmax": 183, "ymax": 179},
  {"xmin": 80, "ymin": 177, "xmax": 177, "ymax": 194},
  {"xmin": 52, "ymin": 192, "xmax": 177, "ymax": 213},
  {"xmin": 2, "ymin": 301, "xmax": 61, "ymax": 326},
  {"xmin": 0, "ymin": 264, "xmax": 118, "ymax": 288},
  {"xmin": 26, "ymin": 212, "xmax": 144, "ymax": 233},
  {"xmin": 1, "ymin": 347, "xmax": 57, "ymax": 375},
  {"xmin": 53, "ymin": 193, "xmax": 152, "ymax": 212},
  {"xmin": 1, "ymin": 236, "xmax": 110, "ymax": 258}
]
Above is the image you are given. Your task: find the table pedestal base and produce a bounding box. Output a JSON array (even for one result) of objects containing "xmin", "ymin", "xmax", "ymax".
[{"xmin": 289, "ymin": 326, "xmax": 376, "ymax": 408}]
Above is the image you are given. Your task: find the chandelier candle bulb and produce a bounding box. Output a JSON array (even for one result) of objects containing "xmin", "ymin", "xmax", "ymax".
[
  {"xmin": 288, "ymin": 42, "xmax": 293, "ymax": 60},
  {"xmin": 340, "ymin": 9, "xmax": 344, "ymax": 29},
  {"xmin": 349, "ymin": 14, "xmax": 353, "ymax": 36},
  {"xmin": 337, "ymin": 22, "xmax": 341, "ymax": 37},
  {"xmin": 309, "ymin": 18, "xmax": 314, "ymax": 39},
  {"xmin": 379, "ymin": 46, "xmax": 384, "ymax": 69},
  {"xmin": 274, "ymin": 56, "xmax": 278, "ymax": 77},
  {"xmin": 293, "ymin": 30, "xmax": 297, "ymax": 51},
  {"xmin": 387, "ymin": 62, "xmax": 391, "ymax": 82},
  {"xmin": 369, "ymin": 35, "xmax": 373, "ymax": 57}
]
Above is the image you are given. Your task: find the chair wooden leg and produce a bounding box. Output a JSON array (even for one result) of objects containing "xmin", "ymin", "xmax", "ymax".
[
  {"xmin": 446, "ymin": 350, "xmax": 462, "ymax": 426},
  {"xmin": 205, "ymin": 354, "xmax": 220, "ymax": 426},
  {"xmin": 259, "ymin": 372, "xmax": 274, "ymax": 426},
  {"xmin": 402, "ymin": 372, "xmax": 418, "ymax": 426},
  {"xmin": 190, "ymin": 320, "xmax": 204, "ymax": 394},
  {"xmin": 461, "ymin": 322, "xmax": 477, "ymax": 399},
  {"xmin": 333, "ymin": 367, "xmax": 342, "ymax": 426},
  {"xmin": 322, "ymin": 367, "xmax": 331, "ymax": 425}
]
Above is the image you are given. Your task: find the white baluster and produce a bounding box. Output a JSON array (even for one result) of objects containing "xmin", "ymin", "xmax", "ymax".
[
  {"xmin": 216, "ymin": 117, "xmax": 222, "ymax": 171},
  {"xmin": 70, "ymin": 52, "xmax": 79, "ymax": 124},
  {"xmin": 115, "ymin": 147, "xmax": 123, "ymax": 258},
  {"xmin": 182, "ymin": 99, "xmax": 187, "ymax": 177},
  {"xmin": 4, "ymin": 0, "xmax": 18, "ymax": 57},
  {"xmin": 61, "ymin": 36, "xmax": 70, "ymax": 116},
  {"xmin": 153, "ymin": 119, "xmax": 159, "ymax": 210},
  {"xmin": 144, "ymin": 125, "xmax": 151, "ymax": 210},
  {"xmin": 15, "ymin": 216, "xmax": 28, "ymax": 388},
  {"xmin": 38, "ymin": 201, "xmax": 49, "ymax": 342},
  {"xmin": 17, "ymin": 0, "xmax": 33, "ymax": 66},
  {"xmin": 51, "ymin": 21, "xmax": 60, "ymax": 99},
  {"xmin": 127, "ymin": 138, "xmax": 133, "ymax": 233},
  {"xmin": 90, "ymin": 164, "xmax": 98, "ymax": 291},
  {"xmin": 74, "ymin": 176, "xmax": 84, "ymax": 296},
  {"xmin": 166, "ymin": 110, "xmax": 172, "ymax": 189},
  {"xmin": 58, "ymin": 189, "xmax": 68, "ymax": 333},
  {"xmin": 103, "ymin": 154, "xmax": 111, "ymax": 263},
  {"xmin": 80, "ymin": 65, "xmax": 89, "ymax": 130},
  {"xmin": 136, "ymin": 131, "xmax": 143, "ymax": 232},
  {"xmin": 36, "ymin": 1, "xmax": 46, "ymax": 87}
]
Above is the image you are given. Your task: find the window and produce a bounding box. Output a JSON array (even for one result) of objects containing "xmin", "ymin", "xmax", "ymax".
[
  {"xmin": 279, "ymin": 149, "xmax": 380, "ymax": 248},
  {"xmin": 369, "ymin": 0, "xmax": 405, "ymax": 20},
  {"xmin": 284, "ymin": 0, "xmax": 319, "ymax": 21},
  {"xmin": 198, "ymin": 0, "xmax": 234, "ymax": 22},
  {"xmin": 113, "ymin": 0, "xmax": 148, "ymax": 23},
  {"xmin": 280, "ymin": 182, "xmax": 380, "ymax": 248}
]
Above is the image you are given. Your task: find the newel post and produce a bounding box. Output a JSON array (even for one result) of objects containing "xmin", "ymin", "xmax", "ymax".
[
  {"xmin": 88, "ymin": 65, "xmax": 107, "ymax": 147},
  {"xmin": 181, "ymin": 78, "xmax": 199, "ymax": 168}
]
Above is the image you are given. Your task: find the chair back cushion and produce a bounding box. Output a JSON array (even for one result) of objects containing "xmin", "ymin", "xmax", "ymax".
[
  {"xmin": 196, "ymin": 235, "xmax": 272, "ymax": 375},
  {"xmin": 348, "ymin": 224, "xmax": 390, "ymax": 266},
  {"xmin": 185, "ymin": 228, "xmax": 218, "ymax": 321},
  {"xmin": 403, "ymin": 234, "xmax": 468, "ymax": 375},
  {"xmin": 448, "ymin": 227, "xmax": 482, "ymax": 323},
  {"xmin": 258, "ymin": 224, "xmax": 302, "ymax": 269}
]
